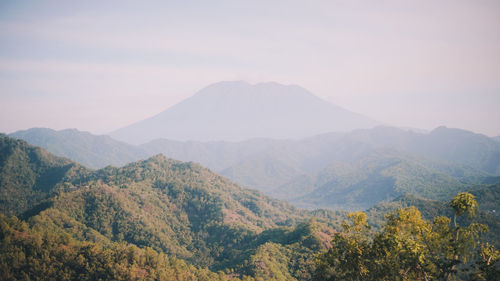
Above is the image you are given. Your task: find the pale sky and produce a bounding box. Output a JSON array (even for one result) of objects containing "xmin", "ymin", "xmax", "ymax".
[{"xmin": 1, "ymin": 0, "xmax": 499, "ymax": 136}]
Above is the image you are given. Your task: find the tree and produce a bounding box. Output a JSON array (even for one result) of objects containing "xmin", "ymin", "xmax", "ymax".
[
  {"xmin": 315, "ymin": 212, "xmax": 372, "ymax": 281},
  {"xmin": 450, "ymin": 192, "xmax": 478, "ymax": 228},
  {"xmin": 372, "ymin": 207, "xmax": 434, "ymax": 280},
  {"xmin": 474, "ymin": 242, "xmax": 500, "ymax": 280}
]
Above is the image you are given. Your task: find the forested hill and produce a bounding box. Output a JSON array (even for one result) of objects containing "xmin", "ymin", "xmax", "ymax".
[
  {"xmin": 0, "ymin": 134, "xmax": 88, "ymax": 215},
  {"xmin": 0, "ymin": 134, "xmax": 341, "ymax": 279}
]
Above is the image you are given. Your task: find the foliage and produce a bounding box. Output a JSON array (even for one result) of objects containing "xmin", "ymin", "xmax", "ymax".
[
  {"xmin": 0, "ymin": 135, "xmax": 340, "ymax": 280},
  {"xmin": 0, "ymin": 135, "xmax": 87, "ymax": 216},
  {"xmin": 450, "ymin": 192, "xmax": 478, "ymax": 219},
  {"xmin": 315, "ymin": 193, "xmax": 500, "ymax": 280},
  {"xmin": 0, "ymin": 214, "xmax": 245, "ymax": 281},
  {"xmin": 365, "ymin": 190, "xmax": 500, "ymax": 249},
  {"xmin": 315, "ymin": 212, "xmax": 371, "ymax": 280}
]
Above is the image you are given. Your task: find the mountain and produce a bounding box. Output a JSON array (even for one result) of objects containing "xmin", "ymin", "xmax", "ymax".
[
  {"xmin": 400, "ymin": 126, "xmax": 500, "ymax": 174},
  {"xmin": 493, "ymin": 135, "xmax": 500, "ymax": 142},
  {"xmin": 10, "ymin": 128, "xmax": 147, "ymax": 169},
  {"xmin": 109, "ymin": 81, "xmax": 380, "ymax": 144}
]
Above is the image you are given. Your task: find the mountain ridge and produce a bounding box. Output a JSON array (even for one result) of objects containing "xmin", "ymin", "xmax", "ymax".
[{"xmin": 11, "ymin": 126, "xmax": 500, "ymax": 211}]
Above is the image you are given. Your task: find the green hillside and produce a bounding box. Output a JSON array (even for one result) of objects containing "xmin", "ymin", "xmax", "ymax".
[
  {"xmin": 0, "ymin": 214, "xmax": 241, "ymax": 281},
  {"xmin": 0, "ymin": 135, "xmax": 339, "ymax": 279},
  {"xmin": 0, "ymin": 134, "xmax": 87, "ymax": 215}
]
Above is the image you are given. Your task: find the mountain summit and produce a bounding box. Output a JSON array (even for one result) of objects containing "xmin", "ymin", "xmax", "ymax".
[{"xmin": 110, "ymin": 81, "xmax": 380, "ymax": 144}]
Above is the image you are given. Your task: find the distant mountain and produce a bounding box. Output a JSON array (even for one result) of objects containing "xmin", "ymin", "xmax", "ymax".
[
  {"xmin": 218, "ymin": 127, "xmax": 496, "ymax": 190},
  {"xmin": 285, "ymin": 151, "xmax": 470, "ymax": 210},
  {"xmin": 493, "ymin": 135, "xmax": 500, "ymax": 142},
  {"xmin": 10, "ymin": 128, "xmax": 147, "ymax": 169},
  {"xmin": 342, "ymin": 126, "xmax": 500, "ymax": 175},
  {"xmin": 110, "ymin": 81, "xmax": 380, "ymax": 144}
]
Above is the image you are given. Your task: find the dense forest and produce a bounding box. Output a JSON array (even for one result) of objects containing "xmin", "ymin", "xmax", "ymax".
[{"xmin": 0, "ymin": 134, "xmax": 499, "ymax": 280}]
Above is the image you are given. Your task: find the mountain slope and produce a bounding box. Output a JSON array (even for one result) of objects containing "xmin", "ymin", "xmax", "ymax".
[
  {"xmin": 10, "ymin": 128, "xmax": 147, "ymax": 169},
  {"xmin": 33, "ymin": 155, "xmax": 310, "ymax": 267},
  {"xmin": 286, "ymin": 151, "xmax": 469, "ymax": 210},
  {"xmin": 110, "ymin": 81, "xmax": 379, "ymax": 144},
  {"xmin": 343, "ymin": 126, "xmax": 500, "ymax": 175},
  {"xmin": 218, "ymin": 127, "xmax": 499, "ymax": 208},
  {"xmin": 0, "ymin": 214, "xmax": 237, "ymax": 281},
  {"xmin": 0, "ymin": 134, "xmax": 87, "ymax": 215},
  {"xmin": 141, "ymin": 138, "xmax": 280, "ymax": 171},
  {"xmin": 0, "ymin": 135, "xmax": 339, "ymax": 278}
]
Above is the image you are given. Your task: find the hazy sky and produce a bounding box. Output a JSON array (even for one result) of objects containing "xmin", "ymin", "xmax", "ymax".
[{"xmin": 1, "ymin": 0, "xmax": 499, "ymax": 136}]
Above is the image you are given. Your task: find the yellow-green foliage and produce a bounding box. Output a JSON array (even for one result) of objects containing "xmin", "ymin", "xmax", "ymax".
[
  {"xmin": 315, "ymin": 193, "xmax": 500, "ymax": 280},
  {"xmin": 0, "ymin": 214, "xmax": 245, "ymax": 281}
]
